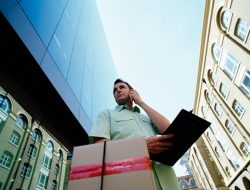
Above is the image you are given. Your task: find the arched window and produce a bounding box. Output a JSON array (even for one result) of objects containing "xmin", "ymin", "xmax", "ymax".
[
  {"xmin": 57, "ymin": 151, "xmax": 63, "ymax": 161},
  {"xmin": 239, "ymin": 70, "xmax": 250, "ymax": 98},
  {"xmin": 221, "ymin": 11, "xmax": 232, "ymax": 29},
  {"xmin": 54, "ymin": 164, "xmax": 60, "ymax": 175},
  {"xmin": 0, "ymin": 151, "xmax": 13, "ymax": 169},
  {"xmin": 207, "ymin": 132, "xmax": 212, "ymax": 142},
  {"xmin": 51, "ymin": 180, "xmax": 57, "ymax": 190},
  {"xmin": 27, "ymin": 144, "xmax": 37, "ymax": 158},
  {"xmin": 180, "ymin": 181, "xmax": 188, "ymax": 189},
  {"xmin": 225, "ymin": 166, "xmax": 231, "ymax": 177},
  {"xmin": 212, "ymin": 43, "xmax": 222, "ymax": 63},
  {"xmin": 46, "ymin": 141, "xmax": 53, "ymax": 153},
  {"xmin": 210, "ymin": 122, "xmax": 218, "ymax": 134},
  {"xmin": 225, "ymin": 120, "xmax": 234, "ymax": 134},
  {"xmin": 42, "ymin": 141, "xmax": 53, "ymax": 170},
  {"xmin": 235, "ymin": 19, "xmax": 250, "ymax": 41},
  {"xmin": 215, "ymin": 147, "xmax": 221, "ymax": 158},
  {"xmin": 190, "ymin": 178, "xmax": 196, "ymax": 186},
  {"xmin": 210, "ymin": 72, "xmax": 218, "ymax": 85},
  {"xmin": 215, "ymin": 103, "xmax": 222, "ymax": 116},
  {"xmin": 21, "ymin": 163, "xmax": 32, "ymax": 178},
  {"xmin": 0, "ymin": 95, "xmax": 11, "ymax": 114},
  {"xmin": 219, "ymin": 83, "xmax": 229, "ymax": 98},
  {"xmin": 233, "ymin": 100, "xmax": 244, "ymax": 117},
  {"xmin": 240, "ymin": 142, "xmax": 250, "ymax": 157},
  {"xmin": 9, "ymin": 131, "xmax": 21, "ymax": 147},
  {"xmin": 206, "ymin": 91, "xmax": 214, "ymax": 103},
  {"xmin": 223, "ymin": 53, "xmax": 239, "ymax": 80},
  {"xmin": 16, "ymin": 116, "xmax": 26, "ymax": 130},
  {"xmin": 202, "ymin": 106, "xmax": 208, "ymax": 119},
  {"xmin": 32, "ymin": 131, "xmax": 41, "ymax": 142}
]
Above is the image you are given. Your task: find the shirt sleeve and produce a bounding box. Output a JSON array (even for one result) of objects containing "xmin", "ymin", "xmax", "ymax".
[{"xmin": 89, "ymin": 109, "xmax": 111, "ymax": 144}]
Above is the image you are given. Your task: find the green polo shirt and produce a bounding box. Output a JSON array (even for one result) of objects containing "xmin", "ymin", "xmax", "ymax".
[{"xmin": 89, "ymin": 105, "xmax": 181, "ymax": 190}]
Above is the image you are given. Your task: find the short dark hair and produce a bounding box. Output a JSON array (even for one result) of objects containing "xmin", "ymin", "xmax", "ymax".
[{"xmin": 114, "ymin": 78, "xmax": 133, "ymax": 90}]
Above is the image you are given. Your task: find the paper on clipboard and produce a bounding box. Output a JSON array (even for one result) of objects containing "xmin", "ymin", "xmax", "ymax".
[{"xmin": 150, "ymin": 109, "xmax": 211, "ymax": 166}]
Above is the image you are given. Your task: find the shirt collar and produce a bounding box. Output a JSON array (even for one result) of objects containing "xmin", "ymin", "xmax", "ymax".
[{"xmin": 115, "ymin": 104, "xmax": 141, "ymax": 113}]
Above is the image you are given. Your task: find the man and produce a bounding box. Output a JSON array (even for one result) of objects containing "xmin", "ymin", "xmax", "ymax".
[{"xmin": 89, "ymin": 79, "xmax": 181, "ymax": 190}]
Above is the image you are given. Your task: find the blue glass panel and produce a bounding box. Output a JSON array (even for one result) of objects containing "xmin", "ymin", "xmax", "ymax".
[
  {"xmin": 58, "ymin": 0, "xmax": 68, "ymax": 9},
  {"xmin": 62, "ymin": 84, "xmax": 80, "ymax": 120},
  {"xmin": 74, "ymin": 0, "xmax": 83, "ymax": 10},
  {"xmin": 20, "ymin": 0, "xmax": 63, "ymax": 47},
  {"xmin": 66, "ymin": 43, "xmax": 85, "ymax": 101},
  {"xmin": 48, "ymin": 14, "xmax": 74, "ymax": 78},
  {"xmin": 79, "ymin": 107, "xmax": 92, "ymax": 134},
  {"xmin": 1, "ymin": 1, "xmax": 46, "ymax": 64},
  {"xmin": 40, "ymin": 52, "xmax": 66, "ymax": 95},
  {"xmin": 64, "ymin": 0, "xmax": 80, "ymax": 35},
  {"xmin": 80, "ymin": 64, "xmax": 92, "ymax": 119},
  {"xmin": 91, "ymin": 81, "xmax": 100, "ymax": 122}
]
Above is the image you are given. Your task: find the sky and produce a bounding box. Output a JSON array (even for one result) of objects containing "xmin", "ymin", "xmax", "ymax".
[{"xmin": 95, "ymin": 0, "xmax": 205, "ymax": 177}]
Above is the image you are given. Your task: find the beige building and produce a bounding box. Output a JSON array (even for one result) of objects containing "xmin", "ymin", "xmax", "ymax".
[
  {"xmin": 188, "ymin": 0, "xmax": 250, "ymax": 190},
  {"xmin": 0, "ymin": 86, "xmax": 68, "ymax": 190}
]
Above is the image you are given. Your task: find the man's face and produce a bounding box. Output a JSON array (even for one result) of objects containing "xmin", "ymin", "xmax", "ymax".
[{"xmin": 113, "ymin": 82, "xmax": 130, "ymax": 104}]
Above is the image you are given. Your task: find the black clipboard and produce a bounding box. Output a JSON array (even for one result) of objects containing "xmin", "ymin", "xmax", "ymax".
[{"xmin": 150, "ymin": 109, "xmax": 211, "ymax": 166}]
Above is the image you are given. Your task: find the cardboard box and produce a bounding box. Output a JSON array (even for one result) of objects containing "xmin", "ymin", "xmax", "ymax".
[{"xmin": 68, "ymin": 137, "xmax": 156, "ymax": 190}]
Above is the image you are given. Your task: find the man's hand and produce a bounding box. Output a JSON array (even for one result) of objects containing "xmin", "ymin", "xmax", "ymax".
[
  {"xmin": 129, "ymin": 89, "xmax": 143, "ymax": 105},
  {"xmin": 146, "ymin": 134, "xmax": 173, "ymax": 155}
]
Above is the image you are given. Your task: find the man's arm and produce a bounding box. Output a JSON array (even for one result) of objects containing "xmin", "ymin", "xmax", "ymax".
[{"xmin": 130, "ymin": 89, "xmax": 170, "ymax": 134}]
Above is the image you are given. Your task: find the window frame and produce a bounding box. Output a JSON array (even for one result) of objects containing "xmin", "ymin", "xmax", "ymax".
[
  {"xmin": 8, "ymin": 131, "xmax": 21, "ymax": 147},
  {"xmin": 16, "ymin": 116, "xmax": 25, "ymax": 130},
  {"xmin": 233, "ymin": 100, "xmax": 244, "ymax": 117},
  {"xmin": 235, "ymin": 19, "xmax": 250, "ymax": 42},
  {"xmin": 240, "ymin": 143, "xmax": 250, "ymax": 157},
  {"xmin": 27, "ymin": 144, "xmax": 37, "ymax": 158},
  {"xmin": 240, "ymin": 70, "xmax": 250, "ymax": 98},
  {"xmin": 222, "ymin": 11, "xmax": 232, "ymax": 29},
  {"xmin": 21, "ymin": 163, "xmax": 32, "ymax": 179},
  {"xmin": 0, "ymin": 151, "xmax": 13, "ymax": 169},
  {"xmin": 219, "ymin": 83, "xmax": 229, "ymax": 98},
  {"xmin": 223, "ymin": 53, "xmax": 239, "ymax": 80},
  {"xmin": 37, "ymin": 172, "xmax": 48, "ymax": 189}
]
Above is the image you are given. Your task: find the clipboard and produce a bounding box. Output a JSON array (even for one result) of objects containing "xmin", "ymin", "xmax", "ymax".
[{"xmin": 150, "ymin": 109, "xmax": 211, "ymax": 166}]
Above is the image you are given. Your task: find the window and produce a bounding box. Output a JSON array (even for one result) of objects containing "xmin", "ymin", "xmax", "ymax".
[
  {"xmin": 27, "ymin": 145, "xmax": 37, "ymax": 158},
  {"xmin": 215, "ymin": 103, "xmax": 222, "ymax": 116},
  {"xmin": 202, "ymin": 106, "xmax": 208, "ymax": 119},
  {"xmin": 16, "ymin": 116, "xmax": 25, "ymax": 130},
  {"xmin": 235, "ymin": 19, "xmax": 250, "ymax": 41},
  {"xmin": 225, "ymin": 120, "xmax": 235, "ymax": 134},
  {"xmin": 190, "ymin": 179, "xmax": 196, "ymax": 186},
  {"xmin": 0, "ymin": 151, "xmax": 13, "ymax": 169},
  {"xmin": 240, "ymin": 70, "xmax": 250, "ymax": 98},
  {"xmin": 21, "ymin": 163, "xmax": 32, "ymax": 178},
  {"xmin": 226, "ymin": 148, "xmax": 240, "ymax": 170},
  {"xmin": 207, "ymin": 132, "xmax": 212, "ymax": 142},
  {"xmin": 223, "ymin": 53, "xmax": 239, "ymax": 80},
  {"xmin": 57, "ymin": 151, "xmax": 63, "ymax": 161},
  {"xmin": 46, "ymin": 141, "xmax": 53, "ymax": 153},
  {"xmin": 240, "ymin": 143, "xmax": 250, "ymax": 157},
  {"xmin": 54, "ymin": 164, "xmax": 60, "ymax": 175},
  {"xmin": 211, "ymin": 72, "xmax": 217, "ymax": 84},
  {"xmin": 42, "ymin": 154, "xmax": 52, "ymax": 170},
  {"xmin": 180, "ymin": 181, "xmax": 188, "ymax": 189},
  {"xmin": 233, "ymin": 100, "xmax": 244, "ymax": 117},
  {"xmin": 219, "ymin": 83, "xmax": 229, "ymax": 98},
  {"xmin": 215, "ymin": 147, "xmax": 221, "ymax": 158},
  {"xmin": 210, "ymin": 122, "xmax": 218, "ymax": 134},
  {"xmin": 37, "ymin": 172, "xmax": 48, "ymax": 189},
  {"xmin": 51, "ymin": 180, "xmax": 57, "ymax": 190},
  {"xmin": 207, "ymin": 92, "xmax": 213, "ymax": 103},
  {"xmin": 226, "ymin": 167, "xmax": 231, "ymax": 177},
  {"xmin": 216, "ymin": 131, "xmax": 229, "ymax": 152},
  {"xmin": 9, "ymin": 131, "xmax": 21, "ymax": 147},
  {"xmin": 212, "ymin": 43, "xmax": 222, "ymax": 63},
  {"xmin": 222, "ymin": 11, "xmax": 232, "ymax": 29},
  {"xmin": 32, "ymin": 131, "xmax": 40, "ymax": 142},
  {"xmin": 0, "ymin": 95, "xmax": 11, "ymax": 114}
]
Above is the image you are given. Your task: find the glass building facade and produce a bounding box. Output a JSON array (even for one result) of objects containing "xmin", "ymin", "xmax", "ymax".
[{"xmin": 0, "ymin": 0, "xmax": 117, "ymax": 136}]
